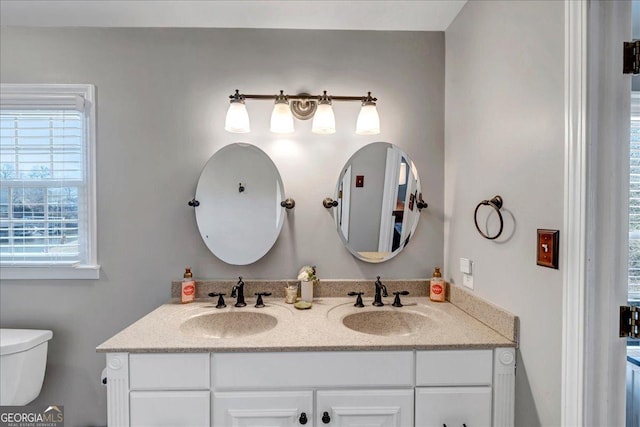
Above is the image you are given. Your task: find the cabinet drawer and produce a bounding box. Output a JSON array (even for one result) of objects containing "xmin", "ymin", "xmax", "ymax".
[
  {"xmin": 214, "ymin": 351, "xmax": 413, "ymax": 389},
  {"xmin": 416, "ymin": 350, "xmax": 492, "ymax": 386},
  {"xmin": 317, "ymin": 389, "xmax": 414, "ymax": 427},
  {"xmin": 129, "ymin": 353, "xmax": 210, "ymax": 390},
  {"xmin": 415, "ymin": 387, "xmax": 492, "ymax": 427},
  {"xmin": 130, "ymin": 390, "xmax": 210, "ymax": 426},
  {"xmin": 213, "ymin": 391, "xmax": 313, "ymax": 426}
]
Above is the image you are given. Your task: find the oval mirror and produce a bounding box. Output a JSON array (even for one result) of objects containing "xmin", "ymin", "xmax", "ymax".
[
  {"xmin": 333, "ymin": 142, "xmax": 423, "ymax": 263},
  {"xmin": 195, "ymin": 143, "xmax": 286, "ymax": 265}
]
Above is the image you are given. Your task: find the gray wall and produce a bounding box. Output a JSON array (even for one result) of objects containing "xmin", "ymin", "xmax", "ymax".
[
  {"xmin": 444, "ymin": 1, "xmax": 564, "ymax": 426},
  {"xmin": 0, "ymin": 28, "xmax": 444, "ymax": 426}
]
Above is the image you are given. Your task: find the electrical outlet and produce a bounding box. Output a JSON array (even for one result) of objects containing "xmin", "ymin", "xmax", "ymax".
[
  {"xmin": 537, "ymin": 229, "xmax": 559, "ymax": 269},
  {"xmin": 460, "ymin": 258, "xmax": 472, "ymax": 275},
  {"xmin": 463, "ymin": 273, "xmax": 474, "ymax": 290}
]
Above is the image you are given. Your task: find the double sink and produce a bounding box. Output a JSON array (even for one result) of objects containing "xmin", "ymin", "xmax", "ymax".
[{"xmin": 179, "ymin": 300, "xmax": 436, "ymax": 339}]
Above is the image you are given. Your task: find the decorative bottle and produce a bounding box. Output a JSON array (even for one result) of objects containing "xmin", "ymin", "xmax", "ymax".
[
  {"xmin": 181, "ymin": 267, "xmax": 196, "ymax": 304},
  {"xmin": 429, "ymin": 267, "xmax": 445, "ymax": 302}
]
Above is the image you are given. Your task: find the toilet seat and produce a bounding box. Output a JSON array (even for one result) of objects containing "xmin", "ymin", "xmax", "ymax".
[{"xmin": 0, "ymin": 329, "xmax": 53, "ymax": 355}]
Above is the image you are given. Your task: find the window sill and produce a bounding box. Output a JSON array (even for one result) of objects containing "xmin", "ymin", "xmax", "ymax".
[{"xmin": 0, "ymin": 265, "xmax": 100, "ymax": 280}]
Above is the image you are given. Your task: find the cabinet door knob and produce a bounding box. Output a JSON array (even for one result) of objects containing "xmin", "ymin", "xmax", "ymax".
[
  {"xmin": 322, "ymin": 411, "xmax": 331, "ymax": 424},
  {"xmin": 299, "ymin": 412, "xmax": 308, "ymax": 425}
]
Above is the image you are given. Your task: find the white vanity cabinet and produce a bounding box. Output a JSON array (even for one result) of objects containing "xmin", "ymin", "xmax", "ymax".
[
  {"xmin": 105, "ymin": 348, "xmax": 515, "ymax": 427},
  {"xmin": 106, "ymin": 353, "xmax": 211, "ymax": 427},
  {"xmin": 413, "ymin": 348, "xmax": 516, "ymax": 427},
  {"xmin": 415, "ymin": 349, "xmax": 493, "ymax": 427},
  {"xmin": 213, "ymin": 351, "xmax": 415, "ymax": 427}
]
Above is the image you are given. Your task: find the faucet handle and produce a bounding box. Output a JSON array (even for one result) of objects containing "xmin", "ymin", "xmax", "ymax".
[
  {"xmin": 392, "ymin": 291, "xmax": 410, "ymax": 307},
  {"xmin": 347, "ymin": 292, "xmax": 365, "ymax": 307},
  {"xmin": 254, "ymin": 292, "xmax": 272, "ymax": 308},
  {"xmin": 208, "ymin": 292, "xmax": 227, "ymax": 309}
]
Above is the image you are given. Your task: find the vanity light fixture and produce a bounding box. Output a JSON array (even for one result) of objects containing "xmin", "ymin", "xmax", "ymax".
[{"xmin": 225, "ymin": 89, "xmax": 380, "ymax": 135}]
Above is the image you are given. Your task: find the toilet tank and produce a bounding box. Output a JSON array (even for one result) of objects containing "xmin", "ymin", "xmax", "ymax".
[{"xmin": 0, "ymin": 329, "xmax": 53, "ymax": 406}]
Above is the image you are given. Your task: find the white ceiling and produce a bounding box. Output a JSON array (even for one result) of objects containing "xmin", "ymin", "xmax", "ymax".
[{"xmin": 0, "ymin": 0, "xmax": 466, "ymax": 31}]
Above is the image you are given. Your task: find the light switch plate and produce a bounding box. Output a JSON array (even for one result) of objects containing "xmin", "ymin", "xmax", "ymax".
[
  {"xmin": 460, "ymin": 258, "xmax": 472, "ymax": 275},
  {"xmin": 537, "ymin": 229, "xmax": 559, "ymax": 269}
]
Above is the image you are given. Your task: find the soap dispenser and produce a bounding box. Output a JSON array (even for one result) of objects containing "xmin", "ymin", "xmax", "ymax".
[
  {"xmin": 181, "ymin": 267, "xmax": 196, "ymax": 304},
  {"xmin": 429, "ymin": 267, "xmax": 445, "ymax": 302}
]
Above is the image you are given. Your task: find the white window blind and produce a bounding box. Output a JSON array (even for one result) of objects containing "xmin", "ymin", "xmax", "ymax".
[
  {"xmin": 0, "ymin": 84, "xmax": 98, "ymax": 279},
  {"xmin": 630, "ymin": 93, "xmax": 640, "ymax": 301}
]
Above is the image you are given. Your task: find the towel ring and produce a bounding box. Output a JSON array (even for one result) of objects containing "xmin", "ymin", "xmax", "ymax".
[{"xmin": 474, "ymin": 195, "xmax": 504, "ymax": 240}]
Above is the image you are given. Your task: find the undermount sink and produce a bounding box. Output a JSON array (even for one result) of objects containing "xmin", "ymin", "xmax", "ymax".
[
  {"xmin": 341, "ymin": 310, "xmax": 431, "ymax": 337},
  {"xmin": 180, "ymin": 311, "xmax": 278, "ymax": 338}
]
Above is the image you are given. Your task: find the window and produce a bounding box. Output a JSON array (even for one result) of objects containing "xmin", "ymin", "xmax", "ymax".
[
  {"xmin": 0, "ymin": 84, "xmax": 98, "ymax": 279},
  {"xmin": 630, "ymin": 93, "xmax": 640, "ymax": 301}
]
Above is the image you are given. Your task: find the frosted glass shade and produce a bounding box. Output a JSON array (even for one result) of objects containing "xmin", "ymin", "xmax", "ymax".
[
  {"xmin": 355, "ymin": 104, "xmax": 380, "ymax": 135},
  {"xmin": 270, "ymin": 103, "xmax": 294, "ymax": 134},
  {"xmin": 225, "ymin": 102, "xmax": 250, "ymax": 133},
  {"xmin": 311, "ymin": 103, "xmax": 336, "ymax": 134}
]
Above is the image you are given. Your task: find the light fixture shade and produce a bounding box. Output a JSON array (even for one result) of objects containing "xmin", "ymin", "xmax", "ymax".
[
  {"xmin": 225, "ymin": 101, "xmax": 250, "ymax": 133},
  {"xmin": 312, "ymin": 103, "xmax": 336, "ymax": 134},
  {"xmin": 270, "ymin": 102, "xmax": 294, "ymax": 134},
  {"xmin": 356, "ymin": 103, "xmax": 380, "ymax": 135}
]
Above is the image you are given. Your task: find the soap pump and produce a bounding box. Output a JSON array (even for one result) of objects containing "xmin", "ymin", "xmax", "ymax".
[
  {"xmin": 429, "ymin": 267, "xmax": 445, "ymax": 302},
  {"xmin": 181, "ymin": 267, "xmax": 196, "ymax": 304}
]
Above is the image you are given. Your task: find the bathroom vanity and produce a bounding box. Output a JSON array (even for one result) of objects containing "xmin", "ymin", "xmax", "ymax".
[{"xmin": 98, "ymin": 283, "xmax": 517, "ymax": 427}]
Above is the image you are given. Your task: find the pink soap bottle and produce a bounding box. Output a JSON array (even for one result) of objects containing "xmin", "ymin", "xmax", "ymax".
[
  {"xmin": 429, "ymin": 267, "xmax": 445, "ymax": 302},
  {"xmin": 181, "ymin": 267, "xmax": 196, "ymax": 304}
]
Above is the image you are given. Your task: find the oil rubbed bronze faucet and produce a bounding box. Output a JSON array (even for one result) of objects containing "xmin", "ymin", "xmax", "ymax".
[
  {"xmin": 373, "ymin": 276, "xmax": 388, "ymax": 307},
  {"xmin": 231, "ymin": 276, "xmax": 247, "ymax": 307}
]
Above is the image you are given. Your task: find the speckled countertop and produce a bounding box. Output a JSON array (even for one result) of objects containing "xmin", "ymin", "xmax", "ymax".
[{"xmin": 97, "ymin": 286, "xmax": 517, "ymax": 353}]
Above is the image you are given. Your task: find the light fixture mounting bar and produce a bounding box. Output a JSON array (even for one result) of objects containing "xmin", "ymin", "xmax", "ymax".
[
  {"xmin": 229, "ymin": 94, "xmax": 277, "ymax": 100},
  {"xmin": 230, "ymin": 93, "xmax": 376, "ymax": 102}
]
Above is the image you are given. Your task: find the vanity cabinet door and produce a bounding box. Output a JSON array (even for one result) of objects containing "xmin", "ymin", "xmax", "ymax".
[
  {"xmin": 129, "ymin": 390, "xmax": 210, "ymax": 426},
  {"xmin": 415, "ymin": 387, "xmax": 492, "ymax": 427},
  {"xmin": 213, "ymin": 390, "xmax": 313, "ymax": 426},
  {"xmin": 316, "ymin": 389, "xmax": 414, "ymax": 427}
]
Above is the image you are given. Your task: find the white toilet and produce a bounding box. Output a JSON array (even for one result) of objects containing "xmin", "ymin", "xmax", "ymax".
[{"xmin": 0, "ymin": 328, "xmax": 53, "ymax": 406}]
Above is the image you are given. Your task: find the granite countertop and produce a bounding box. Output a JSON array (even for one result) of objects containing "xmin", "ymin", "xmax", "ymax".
[{"xmin": 96, "ymin": 292, "xmax": 517, "ymax": 353}]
